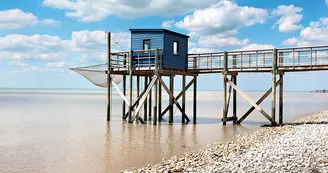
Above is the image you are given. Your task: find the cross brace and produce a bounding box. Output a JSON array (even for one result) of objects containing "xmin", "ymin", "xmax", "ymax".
[
  {"xmin": 160, "ymin": 78, "xmax": 195, "ymax": 119},
  {"xmin": 225, "ymin": 77, "xmax": 274, "ymax": 123},
  {"xmin": 158, "ymin": 76, "xmax": 190, "ymax": 123},
  {"xmin": 236, "ymin": 77, "xmax": 283, "ymax": 124}
]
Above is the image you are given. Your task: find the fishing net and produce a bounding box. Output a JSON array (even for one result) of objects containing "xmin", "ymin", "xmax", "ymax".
[{"xmin": 71, "ymin": 63, "xmax": 123, "ymax": 88}]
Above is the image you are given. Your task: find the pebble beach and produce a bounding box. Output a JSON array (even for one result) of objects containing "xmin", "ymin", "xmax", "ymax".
[{"xmin": 124, "ymin": 110, "xmax": 328, "ymax": 173}]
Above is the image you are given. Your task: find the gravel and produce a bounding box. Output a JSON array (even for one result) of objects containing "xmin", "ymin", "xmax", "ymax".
[{"xmin": 123, "ymin": 110, "xmax": 328, "ymax": 173}]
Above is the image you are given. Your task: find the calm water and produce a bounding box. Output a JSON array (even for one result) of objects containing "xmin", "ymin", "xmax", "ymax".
[{"xmin": 0, "ymin": 89, "xmax": 327, "ymax": 173}]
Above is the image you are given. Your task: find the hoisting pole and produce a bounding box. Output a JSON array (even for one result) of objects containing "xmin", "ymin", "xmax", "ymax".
[{"xmin": 107, "ymin": 32, "xmax": 111, "ymax": 121}]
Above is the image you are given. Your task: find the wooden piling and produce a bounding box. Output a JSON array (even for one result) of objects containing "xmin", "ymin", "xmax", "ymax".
[
  {"xmin": 153, "ymin": 48, "xmax": 159, "ymax": 125},
  {"xmin": 107, "ymin": 32, "xmax": 111, "ymax": 121},
  {"xmin": 136, "ymin": 76, "xmax": 140, "ymax": 118},
  {"xmin": 182, "ymin": 75, "xmax": 186, "ymax": 124},
  {"xmin": 148, "ymin": 76, "xmax": 152, "ymax": 121},
  {"xmin": 279, "ymin": 73, "xmax": 284, "ymax": 125},
  {"xmin": 158, "ymin": 77, "xmax": 162, "ymax": 122},
  {"xmin": 128, "ymin": 50, "xmax": 133, "ymax": 123},
  {"xmin": 193, "ymin": 76, "xmax": 197, "ymax": 124},
  {"xmin": 144, "ymin": 76, "xmax": 148, "ymax": 121},
  {"xmin": 122, "ymin": 54, "xmax": 127, "ymax": 119},
  {"xmin": 233, "ymin": 75, "xmax": 237, "ymax": 124},
  {"xmin": 222, "ymin": 51, "xmax": 228, "ymax": 125},
  {"xmin": 169, "ymin": 75, "xmax": 174, "ymax": 124},
  {"xmin": 271, "ymin": 48, "xmax": 277, "ymax": 126}
]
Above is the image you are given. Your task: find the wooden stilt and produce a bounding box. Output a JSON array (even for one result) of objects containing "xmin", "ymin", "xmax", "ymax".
[
  {"xmin": 193, "ymin": 76, "xmax": 197, "ymax": 124},
  {"xmin": 153, "ymin": 48, "xmax": 159, "ymax": 125},
  {"xmin": 122, "ymin": 54, "xmax": 127, "ymax": 119},
  {"xmin": 106, "ymin": 32, "xmax": 111, "ymax": 121},
  {"xmin": 144, "ymin": 76, "xmax": 148, "ymax": 121},
  {"xmin": 148, "ymin": 76, "xmax": 152, "ymax": 121},
  {"xmin": 122, "ymin": 74, "xmax": 126, "ymax": 119},
  {"xmin": 222, "ymin": 51, "xmax": 228, "ymax": 125},
  {"xmin": 279, "ymin": 73, "xmax": 284, "ymax": 125},
  {"xmin": 128, "ymin": 50, "xmax": 133, "ymax": 123},
  {"xmin": 272, "ymin": 48, "xmax": 278, "ymax": 126},
  {"xmin": 136, "ymin": 76, "xmax": 140, "ymax": 119},
  {"xmin": 233, "ymin": 75, "xmax": 237, "ymax": 124},
  {"xmin": 169, "ymin": 75, "xmax": 174, "ymax": 124},
  {"xmin": 158, "ymin": 76, "xmax": 162, "ymax": 122},
  {"xmin": 182, "ymin": 75, "xmax": 186, "ymax": 124}
]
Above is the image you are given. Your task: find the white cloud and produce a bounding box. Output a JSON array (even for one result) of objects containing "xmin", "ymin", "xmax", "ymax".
[
  {"xmin": 46, "ymin": 61, "xmax": 70, "ymax": 68},
  {"xmin": 241, "ymin": 44, "xmax": 275, "ymax": 50},
  {"xmin": 9, "ymin": 61, "xmax": 30, "ymax": 67},
  {"xmin": 283, "ymin": 18, "xmax": 328, "ymax": 46},
  {"xmin": 42, "ymin": 0, "xmax": 218, "ymax": 22},
  {"xmin": 198, "ymin": 36, "xmax": 249, "ymax": 48},
  {"xmin": 189, "ymin": 47, "xmax": 217, "ymax": 54},
  {"xmin": 0, "ymin": 9, "xmax": 38, "ymax": 29},
  {"xmin": 41, "ymin": 19, "xmax": 62, "ymax": 26},
  {"xmin": 175, "ymin": 0, "xmax": 267, "ymax": 36},
  {"xmin": 0, "ymin": 9, "xmax": 60, "ymax": 29},
  {"xmin": 326, "ymin": 0, "xmax": 328, "ymax": 6},
  {"xmin": 283, "ymin": 37, "xmax": 299, "ymax": 46},
  {"xmin": 272, "ymin": 5, "xmax": 303, "ymax": 32},
  {"xmin": 162, "ymin": 20, "xmax": 175, "ymax": 29}
]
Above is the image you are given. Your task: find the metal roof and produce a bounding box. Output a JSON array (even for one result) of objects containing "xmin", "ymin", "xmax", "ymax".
[{"xmin": 129, "ymin": 29, "xmax": 190, "ymax": 38}]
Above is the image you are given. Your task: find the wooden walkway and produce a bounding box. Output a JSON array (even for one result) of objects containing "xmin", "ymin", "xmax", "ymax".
[{"xmin": 106, "ymin": 45, "xmax": 328, "ymax": 126}]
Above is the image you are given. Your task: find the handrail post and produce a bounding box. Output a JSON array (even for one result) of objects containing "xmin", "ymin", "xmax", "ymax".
[{"xmin": 271, "ymin": 48, "xmax": 277, "ymax": 126}]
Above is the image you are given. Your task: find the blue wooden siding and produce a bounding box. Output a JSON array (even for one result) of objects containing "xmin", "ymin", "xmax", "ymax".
[
  {"xmin": 130, "ymin": 30, "xmax": 188, "ymax": 70},
  {"xmin": 131, "ymin": 32, "xmax": 163, "ymax": 67},
  {"xmin": 163, "ymin": 32, "xmax": 188, "ymax": 70}
]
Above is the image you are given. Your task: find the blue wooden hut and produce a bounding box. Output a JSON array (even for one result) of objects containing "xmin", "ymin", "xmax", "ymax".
[{"xmin": 130, "ymin": 29, "xmax": 189, "ymax": 70}]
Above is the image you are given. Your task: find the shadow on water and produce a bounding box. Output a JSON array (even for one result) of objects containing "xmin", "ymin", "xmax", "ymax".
[{"xmin": 160, "ymin": 116, "xmax": 221, "ymax": 125}]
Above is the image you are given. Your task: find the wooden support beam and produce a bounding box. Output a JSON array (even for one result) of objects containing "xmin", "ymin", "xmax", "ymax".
[
  {"xmin": 182, "ymin": 75, "xmax": 186, "ymax": 124},
  {"xmin": 222, "ymin": 51, "xmax": 228, "ymax": 125},
  {"xmin": 169, "ymin": 75, "xmax": 174, "ymax": 124},
  {"xmin": 225, "ymin": 75, "xmax": 233, "ymax": 117},
  {"xmin": 226, "ymin": 77, "xmax": 273, "ymax": 123},
  {"xmin": 106, "ymin": 32, "xmax": 111, "ymax": 121},
  {"xmin": 153, "ymin": 48, "xmax": 159, "ymax": 125},
  {"xmin": 236, "ymin": 78, "xmax": 283, "ymax": 124},
  {"xmin": 158, "ymin": 76, "xmax": 162, "ymax": 122},
  {"xmin": 136, "ymin": 76, "xmax": 140, "ymax": 118},
  {"xmin": 193, "ymin": 76, "xmax": 197, "ymax": 124},
  {"xmin": 272, "ymin": 48, "xmax": 278, "ymax": 126},
  {"xmin": 279, "ymin": 74, "xmax": 284, "ymax": 125},
  {"xmin": 148, "ymin": 76, "xmax": 152, "ymax": 121},
  {"xmin": 160, "ymin": 78, "xmax": 195, "ymax": 118},
  {"xmin": 122, "ymin": 74, "xmax": 126, "ymax": 119},
  {"xmin": 158, "ymin": 77, "xmax": 190, "ymax": 123},
  {"xmin": 233, "ymin": 75, "xmax": 237, "ymax": 124},
  {"xmin": 128, "ymin": 50, "xmax": 133, "ymax": 123},
  {"xmin": 130, "ymin": 75, "xmax": 158, "ymax": 123},
  {"xmin": 144, "ymin": 76, "xmax": 148, "ymax": 121}
]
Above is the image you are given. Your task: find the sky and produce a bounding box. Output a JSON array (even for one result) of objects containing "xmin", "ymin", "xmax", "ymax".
[{"xmin": 1, "ymin": 0, "xmax": 328, "ymax": 91}]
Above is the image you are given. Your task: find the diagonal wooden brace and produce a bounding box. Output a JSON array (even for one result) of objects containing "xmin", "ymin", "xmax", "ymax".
[
  {"xmin": 237, "ymin": 77, "xmax": 283, "ymax": 124},
  {"xmin": 130, "ymin": 75, "xmax": 158, "ymax": 123},
  {"xmin": 225, "ymin": 77, "xmax": 273, "ymax": 123},
  {"xmin": 160, "ymin": 78, "xmax": 195, "ymax": 119},
  {"xmin": 158, "ymin": 77, "xmax": 190, "ymax": 123}
]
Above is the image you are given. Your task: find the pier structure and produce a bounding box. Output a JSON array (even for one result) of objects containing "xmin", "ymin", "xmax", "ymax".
[{"xmin": 73, "ymin": 29, "xmax": 328, "ymax": 126}]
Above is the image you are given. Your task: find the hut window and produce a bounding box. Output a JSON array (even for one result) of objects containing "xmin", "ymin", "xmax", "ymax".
[
  {"xmin": 143, "ymin": 39, "xmax": 151, "ymax": 50},
  {"xmin": 173, "ymin": 41, "xmax": 179, "ymax": 55}
]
